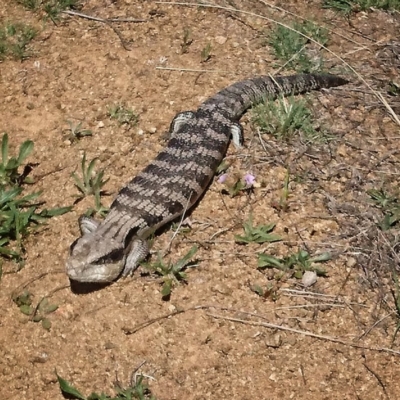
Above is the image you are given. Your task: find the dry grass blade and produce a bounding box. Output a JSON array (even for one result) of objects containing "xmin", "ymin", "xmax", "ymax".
[{"xmin": 207, "ymin": 312, "xmax": 400, "ymax": 356}]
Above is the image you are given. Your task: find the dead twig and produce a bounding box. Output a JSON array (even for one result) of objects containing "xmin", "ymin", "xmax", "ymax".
[
  {"xmin": 62, "ymin": 10, "xmax": 147, "ymax": 23},
  {"xmin": 62, "ymin": 10, "xmax": 147, "ymax": 50},
  {"xmin": 363, "ymin": 358, "xmax": 390, "ymax": 400}
]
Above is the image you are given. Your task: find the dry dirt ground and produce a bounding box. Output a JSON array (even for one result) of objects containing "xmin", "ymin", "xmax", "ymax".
[{"xmin": 1, "ymin": 1, "xmax": 400, "ymax": 399}]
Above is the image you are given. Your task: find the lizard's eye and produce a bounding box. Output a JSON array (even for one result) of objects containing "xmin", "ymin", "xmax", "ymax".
[{"xmin": 97, "ymin": 249, "xmax": 123, "ymax": 264}]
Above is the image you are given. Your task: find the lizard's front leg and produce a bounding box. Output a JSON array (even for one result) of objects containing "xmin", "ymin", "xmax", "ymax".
[{"xmin": 121, "ymin": 238, "xmax": 150, "ymax": 277}]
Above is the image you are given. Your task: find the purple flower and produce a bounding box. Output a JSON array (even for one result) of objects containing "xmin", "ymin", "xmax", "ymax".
[
  {"xmin": 244, "ymin": 173, "xmax": 256, "ymax": 186},
  {"xmin": 218, "ymin": 173, "xmax": 228, "ymax": 183}
]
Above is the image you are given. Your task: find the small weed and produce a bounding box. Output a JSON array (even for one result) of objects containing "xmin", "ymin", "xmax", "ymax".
[
  {"xmin": 64, "ymin": 120, "xmax": 92, "ymax": 142},
  {"xmin": 71, "ymin": 152, "xmax": 109, "ymax": 217},
  {"xmin": 323, "ymin": 0, "xmax": 400, "ymax": 13},
  {"xmin": 180, "ymin": 27, "xmax": 193, "ymax": 54},
  {"xmin": 271, "ymin": 168, "xmax": 291, "ymax": 212},
  {"xmin": 219, "ymin": 173, "xmax": 256, "ymax": 197},
  {"xmin": 249, "ymin": 282, "xmax": 279, "ymax": 301},
  {"xmin": 0, "ymin": 133, "xmax": 71, "ymax": 261},
  {"xmin": 268, "ymin": 21, "xmax": 328, "ymax": 72},
  {"xmin": 16, "ymin": 0, "xmax": 41, "ymax": 9},
  {"xmin": 108, "ymin": 104, "xmax": 139, "ymax": 127},
  {"xmin": 57, "ymin": 373, "xmax": 157, "ymax": 400},
  {"xmin": 251, "ymin": 96, "xmax": 328, "ymax": 143},
  {"xmin": 367, "ymin": 188, "xmax": 400, "ymax": 230},
  {"xmin": 0, "ymin": 22, "xmax": 36, "ymax": 60},
  {"xmin": 216, "ymin": 160, "xmax": 230, "ymax": 175},
  {"xmin": 43, "ymin": 0, "xmax": 80, "ymax": 21},
  {"xmin": 200, "ymin": 42, "xmax": 212, "ymax": 63},
  {"xmin": 18, "ymin": 0, "xmax": 80, "ymax": 21},
  {"xmin": 235, "ymin": 215, "xmax": 281, "ymax": 244},
  {"xmin": 0, "ymin": 187, "xmax": 71, "ymax": 260},
  {"xmin": 0, "ymin": 133, "xmax": 34, "ymax": 187},
  {"xmin": 258, "ymin": 249, "xmax": 331, "ymax": 279},
  {"xmin": 142, "ymin": 246, "xmax": 198, "ymax": 300},
  {"xmin": 388, "ymin": 81, "xmax": 400, "ymax": 97},
  {"xmin": 224, "ymin": 178, "xmax": 246, "ymax": 197},
  {"xmin": 322, "ymin": 0, "xmax": 354, "ymax": 13},
  {"xmin": 12, "ymin": 290, "xmax": 58, "ymax": 330}
]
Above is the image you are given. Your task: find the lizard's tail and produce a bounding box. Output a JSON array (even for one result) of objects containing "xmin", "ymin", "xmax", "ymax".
[{"xmin": 199, "ymin": 73, "xmax": 349, "ymax": 119}]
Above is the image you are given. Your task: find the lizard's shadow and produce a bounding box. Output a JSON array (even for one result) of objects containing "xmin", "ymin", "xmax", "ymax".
[{"xmin": 69, "ymin": 279, "xmax": 110, "ymax": 294}]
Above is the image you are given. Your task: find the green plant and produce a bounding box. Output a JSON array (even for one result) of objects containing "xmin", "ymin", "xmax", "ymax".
[
  {"xmin": 108, "ymin": 105, "xmax": 139, "ymax": 127},
  {"xmin": 180, "ymin": 27, "xmax": 193, "ymax": 54},
  {"xmin": 322, "ymin": 0, "xmax": 354, "ymax": 13},
  {"xmin": 200, "ymin": 42, "xmax": 212, "ymax": 63},
  {"xmin": 12, "ymin": 290, "xmax": 58, "ymax": 330},
  {"xmin": 235, "ymin": 215, "xmax": 281, "ymax": 244},
  {"xmin": 251, "ymin": 96, "xmax": 328, "ymax": 143},
  {"xmin": 142, "ymin": 246, "xmax": 198, "ymax": 300},
  {"xmin": 71, "ymin": 153, "xmax": 109, "ymax": 217},
  {"xmin": 16, "ymin": 0, "xmax": 41, "ymax": 9},
  {"xmin": 367, "ymin": 188, "xmax": 400, "ymax": 231},
  {"xmin": 258, "ymin": 249, "xmax": 331, "ymax": 279},
  {"xmin": 57, "ymin": 373, "xmax": 157, "ymax": 400},
  {"xmin": 219, "ymin": 173, "xmax": 256, "ymax": 197},
  {"xmin": 249, "ymin": 282, "xmax": 279, "ymax": 300},
  {"xmin": 0, "ymin": 187, "xmax": 71, "ymax": 260},
  {"xmin": 268, "ymin": 21, "xmax": 328, "ymax": 72},
  {"xmin": 17, "ymin": 0, "xmax": 81, "ymax": 19},
  {"xmin": 323, "ymin": 0, "xmax": 400, "ymax": 13},
  {"xmin": 0, "ymin": 133, "xmax": 33, "ymax": 187},
  {"xmin": 0, "ymin": 22, "xmax": 36, "ymax": 60},
  {"xmin": 388, "ymin": 81, "xmax": 400, "ymax": 97},
  {"xmin": 271, "ymin": 168, "xmax": 291, "ymax": 212},
  {"xmin": 0, "ymin": 134, "xmax": 71, "ymax": 262},
  {"xmin": 64, "ymin": 120, "xmax": 92, "ymax": 142},
  {"xmin": 43, "ymin": 0, "xmax": 80, "ymax": 21}
]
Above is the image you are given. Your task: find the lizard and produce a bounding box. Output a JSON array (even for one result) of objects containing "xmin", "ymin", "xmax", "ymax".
[{"xmin": 66, "ymin": 73, "xmax": 348, "ymax": 283}]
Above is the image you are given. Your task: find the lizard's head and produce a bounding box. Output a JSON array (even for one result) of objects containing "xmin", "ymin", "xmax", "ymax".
[{"xmin": 66, "ymin": 232, "xmax": 126, "ymax": 283}]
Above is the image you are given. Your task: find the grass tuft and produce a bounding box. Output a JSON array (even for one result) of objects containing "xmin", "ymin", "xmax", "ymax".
[
  {"xmin": 367, "ymin": 188, "xmax": 400, "ymax": 231},
  {"xmin": 268, "ymin": 21, "xmax": 328, "ymax": 72},
  {"xmin": 252, "ymin": 96, "xmax": 330, "ymax": 143},
  {"xmin": 17, "ymin": 0, "xmax": 80, "ymax": 21},
  {"xmin": 0, "ymin": 22, "xmax": 36, "ymax": 60},
  {"xmin": 323, "ymin": 0, "xmax": 400, "ymax": 13},
  {"xmin": 71, "ymin": 152, "xmax": 109, "ymax": 217}
]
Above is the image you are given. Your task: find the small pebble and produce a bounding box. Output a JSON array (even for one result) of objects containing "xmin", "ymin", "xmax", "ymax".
[
  {"xmin": 215, "ymin": 36, "xmax": 227, "ymax": 45},
  {"xmin": 302, "ymin": 271, "xmax": 317, "ymax": 287}
]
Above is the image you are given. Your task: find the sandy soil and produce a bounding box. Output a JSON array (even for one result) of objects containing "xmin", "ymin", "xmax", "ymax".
[{"xmin": 1, "ymin": 1, "xmax": 400, "ymax": 399}]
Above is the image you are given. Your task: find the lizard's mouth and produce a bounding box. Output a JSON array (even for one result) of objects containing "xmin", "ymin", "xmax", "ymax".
[{"xmin": 66, "ymin": 259, "xmax": 124, "ymax": 283}]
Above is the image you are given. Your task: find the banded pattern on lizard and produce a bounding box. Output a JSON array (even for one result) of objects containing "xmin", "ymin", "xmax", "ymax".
[{"xmin": 66, "ymin": 73, "xmax": 347, "ymax": 283}]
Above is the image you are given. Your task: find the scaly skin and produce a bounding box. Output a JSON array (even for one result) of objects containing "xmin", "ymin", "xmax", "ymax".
[{"xmin": 66, "ymin": 73, "xmax": 348, "ymax": 283}]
